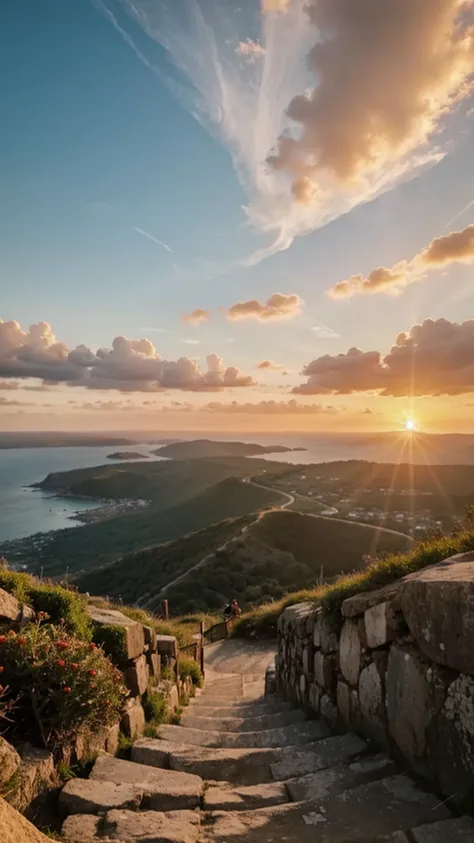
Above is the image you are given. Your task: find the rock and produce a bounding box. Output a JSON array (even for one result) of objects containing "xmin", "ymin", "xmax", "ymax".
[
  {"xmin": 62, "ymin": 814, "xmax": 101, "ymax": 842},
  {"xmin": 339, "ymin": 619, "xmax": 361, "ymax": 686},
  {"xmin": 400, "ymin": 552, "xmax": 474, "ymax": 673},
  {"xmin": 320, "ymin": 614, "xmax": 340, "ymax": 653},
  {"xmin": 375, "ymin": 834, "xmax": 409, "ymax": 843},
  {"xmin": 121, "ymin": 698, "xmax": 146, "ymax": 739},
  {"xmin": 90, "ymin": 754, "xmax": 203, "ymax": 811},
  {"xmin": 8, "ymin": 746, "xmax": 56, "ymax": 813},
  {"xmin": 59, "ymin": 779, "xmax": 142, "ymax": 815},
  {"xmin": 0, "ymin": 797, "xmax": 52, "ymax": 843},
  {"xmin": 271, "ymin": 734, "xmax": 367, "ymax": 780},
  {"xmin": 124, "ymin": 654, "xmax": 149, "ymax": 697},
  {"xmin": 19, "ymin": 604, "xmax": 35, "ymax": 629},
  {"xmin": 204, "ymin": 781, "xmax": 288, "ymax": 811},
  {"xmin": 147, "ymin": 652, "xmax": 161, "ymax": 680},
  {"xmin": 0, "ymin": 737, "xmax": 21, "ymax": 786},
  {"xmin": 342, "ymin": 581, "xmax": 404, "ymax": 618},
  {"xmin": 143, "ymin": 625, "xmax": 157, "ymax": 651},
  {"xmin": 308, "ymin": 682, "xmax": 321, "ymax": 712},
  {"xmin": 103, "ymin": 808, "xmax": 200, "ymax": 843},
  {"xmin": 320, "ymin": 693, "xmax": 339, "ymax": 728},
  {"xmin": 429, "ymin": 673, "xmax": 474, "ymax": 808},
  {"xmin": 88, "ymin": 606, "xmax": 145, "ymax": 661},
  {"xmin": 364, "ymin": 602, "xmax": 398, "ymax": 648},
  {"xmin": 0, "ymin": 588, "xmax": 20, "ymax": 623},
  {"xmin": 411, "ymin": 816, "xmax": 474, "ymax": 842},
  {"xmin": 105, "ymin": 722, "xmax": 120, "ymax": 756},
  {"xmin": 386, "ymin": 644, "xmax": 445, "ymax": 773},
  {"xmin": 156, "ymin": 635, "xmax": 178, "ymax": 660},
  {"xmin": 313, "ymin": 651, "xmax": 335, "ymax": 691},
  {"xmin": 287, "ymin": 754, "xmax": 396, "ymax": 802},
  {"xmin": 359, "ymin": 662, "xmax": 388, "ymax": 746},
  {"xmin": 337, "ymin": 680, "xmax": 351, "ymax": 726}
]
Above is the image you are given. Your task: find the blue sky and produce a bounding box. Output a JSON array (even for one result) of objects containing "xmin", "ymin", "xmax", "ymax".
[{"xmin": 1, "ymin": 0, "xmax": 474, "ymax": 432}]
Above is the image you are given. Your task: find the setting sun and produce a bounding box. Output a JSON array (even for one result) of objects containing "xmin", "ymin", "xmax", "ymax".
[{"xmin": 405, "ymin": 419, "xmax": 416, "ymax": 431}]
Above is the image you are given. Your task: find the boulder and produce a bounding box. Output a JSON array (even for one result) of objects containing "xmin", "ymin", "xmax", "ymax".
[
  {"xmin": 337, "ymin": 680, "xmax": 351, "ymax": 726},
  {"xmin": 88, "ymin": 606, "xmax": 145, "ymax": 661},
  {"xmin": 339, "ymin": 620, "xmax": 361, "ymax": 686},
  {"xmin": 320, "ymin": 615, "xmax": 340, "ymax": 653},
  {"xmin": 364, "ymin": 602, "xmax": 398, "ymax": 649},
  {"xmin": 90, "ymin": 755, "xmax": 203, "ymax": 811},
  {"xmin": 400, "ymin": 552, "xmax": 474, "ymax": 673},
  {"xmin": 429, "ymin": 673, "xmax": 474, "ymax": 808},
  {"xmin": 0, "ymin": 588, "xmax": 20, "ymax": 624},
  {"xmin": 103, "ymin": 808, "xmax": 200, "ymax": 843},
  {"xmin": 7, "ymin": 746, "xmax": 56, "ymax": 813},
  {"xmin": 0, "ymin": 797, "xmax": 52, "ymax": 843},
  {"xmin": 0, "ymin": 737, "xmax": 21, "ymax": 787},
  {"xmin": 59, "ymin": 778, "xmax": 142, "ymax": 815},
  {"xmin": 124, "ymin": 654, "xmax": 149, "ymax": 697},
  {"xmin": 156, "ymin": 635, "xmax": 178, "ymax": 660},
  {"xmin": 121, "ymin": 699, "xmax": 146, "ymax": 739},
  {"xmin": 313, "ymin": 652, "xmax": 335, "ymax": 691},
  {"xmin": 358, "ymin": 662, "xmax": 388, "ymax": 747},
  {"xmin": 341, "ymin": 581, "xmax": 403, "ymax": 618},
  {"xmin": 386, "ymin": 644, "xmax": 446, "ymax": 773},
  {"xmin": 143, "ymin": 625, "xmax": 157, "ymax": 651},
  {"xmin": 147, "ymin": 652, "xmax": 161, "ymax": 680}
]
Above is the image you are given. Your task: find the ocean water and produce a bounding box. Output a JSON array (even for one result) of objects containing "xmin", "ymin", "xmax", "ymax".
[{"xmin": 0, "ymin": 446, "xmax": 159, "ymax": 542}]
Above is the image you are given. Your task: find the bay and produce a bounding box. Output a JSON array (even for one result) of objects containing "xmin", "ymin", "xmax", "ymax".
[{"xmin": 0, "ymin": 446, "xmax": 160, "ymax": 542}]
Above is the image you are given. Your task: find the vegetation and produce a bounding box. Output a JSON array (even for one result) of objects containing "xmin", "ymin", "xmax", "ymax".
[
  {"xmin": 0, "ymin": 570, "xmax": 91, "ymax": 640},
  {"xmin": 153, "ymin": 439, "xmax": 305, "ymax": 459},
  {"xmin": 234, "ymin": 513, "xmax": 474, "ymax": 639},
  {"xmin": 178, "ymin": 657, "xmax": 203, "ymax": 688},
  {"xmin": 0, "ymin": 619, "xmax": 127, "ymax": 754},
  {"xmin": 143, "ymin": 688, "xmax": 167, "ymax": 726}
]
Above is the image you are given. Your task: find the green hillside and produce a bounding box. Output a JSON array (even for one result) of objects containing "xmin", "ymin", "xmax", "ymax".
[
  {"xmin": 138, "ymin": 509, "xmax": 411, "ymax": 615},
  {"xmin": 19, "ymin": 475, "xmax": 280, "ymax": 578}
]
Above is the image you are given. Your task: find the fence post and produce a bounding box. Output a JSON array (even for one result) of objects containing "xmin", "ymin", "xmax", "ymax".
[
  {"xmin": 200, "ymin": 621, "xmax": 205, "ymax": 679},
  {"xmin": 162, "ymin": 599, "xmax": 169, "ymax": 621}
]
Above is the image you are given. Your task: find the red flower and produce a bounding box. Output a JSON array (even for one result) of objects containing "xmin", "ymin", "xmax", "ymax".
[
  {"xmin": 63, "ymin": 686, "xmax": 72, "ymax": 694},
  {"xmin": 88, "ymin": 669, "xmax": 97, "ymax": 677},
  {"xmin": 89, "ymin": 643, "xmax": 97, "ymax": 650},
  {"xmin": 17, "ymin": 636, "xmax": 26, "ymax": 646},
  {"xmin": 105, "ymin": 700, "xmax": 110, "ymax": 706},
  {"xmin": 56, "ymin": 659, "xmax": 66, "ymax": 668},
  {"xmin": 56, "ymin": 641, "xmax": 68, "ymax": 650},
  {"xmin": 0, "ymin": 636, "xmax": 7, "ymax": 645},
  {"xmin": 71, "ymin": 663, "xmax": 79, "ymax": 671},
  {"xmin": 0, "ymin": 666, "xmax": 4, "ymax": 674}
]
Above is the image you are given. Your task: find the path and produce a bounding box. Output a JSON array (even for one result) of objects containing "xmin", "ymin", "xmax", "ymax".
[{"xmin": 59, "ymin": 640, "xmax": 472, "ymax": 843}]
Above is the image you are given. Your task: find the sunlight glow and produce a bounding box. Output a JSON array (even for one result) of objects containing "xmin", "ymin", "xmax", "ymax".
[{"xmin": 405, "ymin": 419, "xmax": 416, "ymax": 431}]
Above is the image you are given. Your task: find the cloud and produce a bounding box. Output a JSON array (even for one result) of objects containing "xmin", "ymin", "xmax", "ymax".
[
  {"xmin": 183, "ymin": 339, "xmax": 201, "ymax": 345},
  {"xmin": 255, "ymin": 360, "xmax": 285, "ymax": 370},
  {"xmin": 293, "ymin": 318, "xmax": 474, "ymax": 397},
  {"xmin": 0, "ymin": 381, "xmax": 19, "ymax": 390},
  {"xmin": 181, "ymin": 308, "xmax": 211, "ymax": 325},
  {"xmin": 227, "ymin": 293, "xmax": 303, "ymax": 322},
  {"xmin": 328, "ymin": 223, "xmax": 474, "ymax": 298},
  {"xmin": 202, "ymin": 399, "xmax": 337, "ymax": 414},
  {"xmin": 134, "ymin": 227, "xmax": 173, "ymax": 253},
  {"xmin": 270, "ymin": 0, "xmax": 474, "ymax": 195},
  {"xmin": 0, "ymin": 396, "xmax": 33, "ymax": 407},
  {"xmin": 310, "ymin": 321, "xmax": 340, "ymax": 339},
  {"xmin": 236, "ymin": 39, "xmax": 265, "ymax": 60},
  {"xmin": 100, "ymin": 0, "xmax": 474, "ymax": 274},
  {"xmin": 0, "ymin": 319, "xmax": 255, "ymax": 392}
]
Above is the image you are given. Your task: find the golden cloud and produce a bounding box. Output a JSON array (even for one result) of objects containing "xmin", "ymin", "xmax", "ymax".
[
  {"xmin": 269, "ymin": 0, "xmax": 474, "ymax": 197},
  {"xmin": 255, "ymin": 360, "xmax": 285, "ymax": 370},
  {"xmin": 202, "ymin": 399, "xmax": 337, "ymax": 415},
  {"xmin": 293, "ymin": 318, "xmax": 474, "ymax": 396},
  {"xmin": 181, "ymin": 308, "xmax": 211, "ymax": 325},
  {"xmin": 328, "ymin": 223, "xmax": 474, "ymax": 298},
  {"xmin": 227, "ymin": 293, "xmax": 303, "ymax": 321}
]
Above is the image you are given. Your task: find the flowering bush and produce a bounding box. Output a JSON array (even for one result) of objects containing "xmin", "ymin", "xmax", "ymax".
[{"xmin": 0, "ymin": 619, "xmax": 128, "ymax": 753}]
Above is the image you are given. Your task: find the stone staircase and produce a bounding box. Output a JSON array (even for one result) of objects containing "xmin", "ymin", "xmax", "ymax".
[{"xmin": 60, "ymin": 668, "xmax": 474, "ymax": 843}]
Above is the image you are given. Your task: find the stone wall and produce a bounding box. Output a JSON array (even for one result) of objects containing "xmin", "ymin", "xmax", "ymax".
[{"xmin": 276, "ymin": 551, "xmax": 474, "ymax": 810}]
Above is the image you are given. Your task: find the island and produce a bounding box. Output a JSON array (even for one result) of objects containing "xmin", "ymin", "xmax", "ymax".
[
  {"xmin": 152, "ymin": 439, "xmax": 307, "ymax": 460},
  {"xmin": 107, "ymin": 451, "xmax": 149, "ymax": 460}
]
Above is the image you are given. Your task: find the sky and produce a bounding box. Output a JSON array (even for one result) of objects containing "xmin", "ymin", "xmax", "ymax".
[{"xmin": 1, "ymin": 0, "xmax": 474, "ymax": 434}]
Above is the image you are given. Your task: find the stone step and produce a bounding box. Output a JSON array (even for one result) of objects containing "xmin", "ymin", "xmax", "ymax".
[
  {"xmin": 286, "ymin": 754, "xmax": 397, "ymax": 802},
  {"xmin": 270, "ymin": 733, "xmax": 368, "ymax": 781},
  {"xmin": 132, "ymin": 739, "xmax": 284, "ymax": 785},
  {"xmin": 205, "ymin": 776, "xmax": 451, "ymax": 842},
  {"xmin": 198, "ymin": 686, "xmax": 243, "ymax": 699},
  {"xmin": 63, "ymin": 809, "xmax": 200, "ymax": 843},
  {"xmin": 409, "ymin": 816, "xmax": 474, "ymax": 842},
  {"xmin": 204, "ymin": 781, "xmax": 289, "ymax": 811},
  {"xmin": 188, "ymin": 696, "xmax": 292, "ymax": 713},
  {"xmin": 181, "ymin": 708, "xmax": 307, "ymax": 733},
  {"xmin": 88, "ymin": 754, "xmax": 203, "ymax": 811},
  {"xmin": 189, "ymin": 693, "xmax": 258, "ymax": 706},
  {"xmin": 156, "ymin": 720, "xmax": 330, "ymax": 749}
]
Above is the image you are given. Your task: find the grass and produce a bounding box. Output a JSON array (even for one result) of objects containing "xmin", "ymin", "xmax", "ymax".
[
  {"xmin": 179, "ymin": 657, "xmax": 203, "ymax": 687},
  {"xmin": 233, "ymin": 523, "xmax": 474, "ymax": 639}
]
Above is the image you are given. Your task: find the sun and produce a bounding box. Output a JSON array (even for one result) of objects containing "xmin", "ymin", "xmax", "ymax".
[{"xmin": 405, "ymin": 418, "xmax": 416, "ymax": 431}]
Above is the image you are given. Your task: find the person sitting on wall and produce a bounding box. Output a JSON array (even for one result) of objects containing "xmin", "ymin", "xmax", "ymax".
[{"xmin": 224, "ymin": 599, "xmax": 242, "ymax": 622}]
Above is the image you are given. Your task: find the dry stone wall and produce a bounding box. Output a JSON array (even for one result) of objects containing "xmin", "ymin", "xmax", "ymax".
[{"xmin": 276, "ymin": 551, "xmax": 474, "ymax": 810}]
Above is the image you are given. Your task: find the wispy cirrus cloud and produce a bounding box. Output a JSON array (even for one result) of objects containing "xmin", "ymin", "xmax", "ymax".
[
  {"xmin": 98, "ymin": 0, "xmax": 474, "ymax": 269},
  {"xmin": 134, "ymin": 226, "xmax": 173, "ymax": 253}
]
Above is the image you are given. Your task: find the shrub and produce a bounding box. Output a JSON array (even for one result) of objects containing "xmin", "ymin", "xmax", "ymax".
[
  {"xmin": 179, "ymin": 657, "xmax": 203, "ymax": 688},
  {"xmin": 92, "ymin": 624, "xmax": 128, "ymax": 664},
  {"xmin": 0, "ymin": 620, "xmax": 128, "ymax": 754},
  {"xmin": 0, "ymin": 571, "xmax": 92, "ymax": 641},
  {"xmin": 143, "ymin": 689, "xmax": 167, "ymax": 726}
]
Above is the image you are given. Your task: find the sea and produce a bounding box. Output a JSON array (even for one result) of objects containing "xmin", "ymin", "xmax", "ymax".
[{"xmin": 0, "ymin": 446, "xmax": 163, "ymax": 543}]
